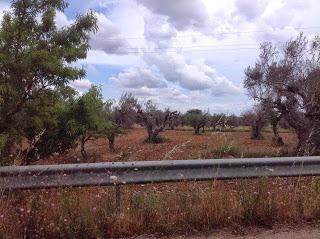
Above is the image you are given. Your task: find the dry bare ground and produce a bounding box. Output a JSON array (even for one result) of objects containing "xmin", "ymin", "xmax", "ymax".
[{"xmin": 37, "ymin": 128, "xmax": 297, "ymax": 165}]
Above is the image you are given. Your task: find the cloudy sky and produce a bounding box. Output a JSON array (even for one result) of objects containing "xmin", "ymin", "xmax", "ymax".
[{"xmin": 1, "ymin": 0, "xmax": 320, "ymax": 114}]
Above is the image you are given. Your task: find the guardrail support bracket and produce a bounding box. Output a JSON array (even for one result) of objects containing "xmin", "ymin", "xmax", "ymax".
[{"xmin": 115, "ymin": 184, "xmax": 121, "ymax": 215}]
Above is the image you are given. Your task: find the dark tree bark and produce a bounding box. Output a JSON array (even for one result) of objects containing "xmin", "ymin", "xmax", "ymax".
[
  {"xmin": 80, "ymin": 136, "xmax": 91, "ymax": 159},
  {"xmin": 168, "ymin": 112, "xmax": 180, "ymax": 130},
  {"xmin": 107, "ymin": 132, "xmax": 116, "ymax": 152},
  {"xmin": 202, "ymin": 125, "xmax": 205, "ymax": 133},
  {"xmin": 147, "ymin": 128, "xmax": 159, "ymax": 142},
  {"xmin": 194, "ymin": 126, "xmax": 200, "ymax": 135},
  {"xmin": 194, "ymin": 122, "xmax": 205, "ymax": 135},
  {"xmin": 251, "ymin": 114, "xmax": 265, "ymax": 140},
  {"xmin": 281, "ymin": 108, "xmax": 309, "ymax": 156},
  {"xmin": 271, "ymin": 122, "xmax": 284, "ymax": 146},
  {"xmin": 138, "ymin": 109, "xmax": 177, "ymax": 143},
  {"xmin": 304, "ymin": 96, "xmax": 320, "ymax": 155},
  {"xmin": 305, "ymin": 118, "xmax": 320, "ymax": 156},
  {"xmin": 271, "ymin": 116, "xmax": 284, "ymax": 146}
]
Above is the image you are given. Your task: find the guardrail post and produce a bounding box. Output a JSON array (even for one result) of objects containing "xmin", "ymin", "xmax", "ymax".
[{"xmin": 115, "ymin": 184, "xmax": 121, "ymax": 215}]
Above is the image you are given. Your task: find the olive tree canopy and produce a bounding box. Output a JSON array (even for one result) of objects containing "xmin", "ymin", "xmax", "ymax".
[{"xmin": 244, "ymin": 33, "xmax": 320, "ymax": 155}]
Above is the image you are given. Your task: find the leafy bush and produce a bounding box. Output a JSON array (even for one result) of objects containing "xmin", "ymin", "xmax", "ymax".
[{"xmin": 144, "ymin": 136, "xmax": 165, "ymax": 144}]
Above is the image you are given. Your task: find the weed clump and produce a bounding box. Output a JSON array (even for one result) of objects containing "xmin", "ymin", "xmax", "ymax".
[
  {"xmin": 144, "ymin": 136, "xmax": 166, "ymax": 144},
  {"xmin": 196, "ymin": 143, "xmax": 242, "ymax": 159}
]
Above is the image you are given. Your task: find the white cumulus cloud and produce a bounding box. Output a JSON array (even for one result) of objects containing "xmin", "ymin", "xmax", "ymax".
[
  {"xmin": 110, "ymin": 67, "xmax": 167, "ymax": 89},
  {"xmin": 69, "ymin": 79, "xmax": 93, "ymax": 94},
  {"xmin": 137, "ymin": 0, "xmax": 209, "ymax": 31},
  {"xmin": 144, "ymin": 52, "xmax": 242, "ymax": 95},
  {"xmin": 90, "ymin": 13, "xmax": 131, "ymax": 55}
]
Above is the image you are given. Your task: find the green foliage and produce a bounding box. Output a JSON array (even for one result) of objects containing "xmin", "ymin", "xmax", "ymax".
[
  {"xmin": 113, "ymin": 93, "xmax": 139, "ymax": 129},
  {"xmin": 196, "ymin": 143, "xmax": 242, "ymax": 159},
  {"xmin": 23, "ymin": 85, "xmax": 125, "ymax": 160},
  {"xmin": 213, "ymin": 143, "xmax": 242, "ymax": 158},
  {"xmin": 103, "ymin": 121, "xmax": 124, "ymax": 141},
  {"xmin": 184, "ymin": 109, "xmax": 208, "ymax": 134},
  {"xmin": 144, "ymin": 135, "xmax": 165, "ymax": 144},
  {"xmin": 70, "ymin": 85, "xmax": 124, "ymax": 157},
  {"xmin": 22, "ymin": 87, "xmax": 78, "ymax": 160},
  {"xmin": 72, "ymin": 86, "xmax": 109, "ymax": 138},
  {"xmin": 0, "ymin": 0, "xmax": 97, "ymax": 163}
]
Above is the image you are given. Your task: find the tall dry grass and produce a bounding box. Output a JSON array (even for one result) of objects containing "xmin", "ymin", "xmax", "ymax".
[{"xmin": 1, "ymin": 177, "xmax": 320, "ymax": 238}]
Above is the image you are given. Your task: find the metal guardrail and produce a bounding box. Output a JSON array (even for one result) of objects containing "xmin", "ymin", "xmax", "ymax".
[{"xmin": 1, "ymin": 156, "xmax": 320, "ymax": 191}]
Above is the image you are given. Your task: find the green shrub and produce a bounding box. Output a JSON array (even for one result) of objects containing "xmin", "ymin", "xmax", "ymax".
[
  {"xmin": 144, "ymin": 136, "xmax": 165, "ymax": 144},
  {"xmin": 197, "ymin": 143, "xmax": 242, "ymax": 159}
]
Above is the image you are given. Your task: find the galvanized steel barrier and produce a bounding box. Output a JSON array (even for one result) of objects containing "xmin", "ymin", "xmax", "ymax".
[
  {"xmin": 2, "ymin": 156, "xmax": 320, "ymax": 213},
  {"xmin": 1, "ymin": 156, "xmax": 320, "ymax": 191}
]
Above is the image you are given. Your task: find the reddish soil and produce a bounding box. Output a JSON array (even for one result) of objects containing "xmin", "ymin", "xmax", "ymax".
[{"xmin": 37, "ymin": 128, "xmax": 297, "ymax": 165}]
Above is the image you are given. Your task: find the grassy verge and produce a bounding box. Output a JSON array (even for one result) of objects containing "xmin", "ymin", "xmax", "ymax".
[{"xmin": 1, "ymin": 177, "xmax": 320, "ymax": 238}]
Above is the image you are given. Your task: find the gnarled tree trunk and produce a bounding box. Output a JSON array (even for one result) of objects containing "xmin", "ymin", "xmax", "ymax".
[
  {"xmin": 304, "ymin": 95, "xmax": 320, "ymax": 155},
  {"xmin": 194, "ymin": 125, "xmax": 200, "ymax": 135},
  {"xmin": 251, "ymin": 115, "xmax": 265, "ymax": 139},
  {"xmin": 80, "ymin": 135, "xmax": 91, "ymax": 159},
  {"xmin": 107, "ymin": 132, "xmax": 115, "ymax": 152},
  {"xmin": 305, "ymin": 118, "xmax": 320, "ymax": 156},
  {"xmin": 138, "ymin": 109, "xmax": 177, "ymax": 143},
  {"xmin": 194, "ymin": 123, "xmax": 205, "ymax": 135},
  {"xmin": 146, "ymin": 123, "xmax": 165, "ymax": 142},
  {"xmin": 271, "ymin": 116, "xmax": 284, "ymax": 146},
  {"xmin": 282, "ymin": 109, "xmax": 310, "ymax": 156}
]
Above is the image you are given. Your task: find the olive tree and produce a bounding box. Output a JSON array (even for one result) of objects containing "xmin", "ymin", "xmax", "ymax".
[
  {"xmin": 137, "ymin": 100, "xmax": 177, "ymax": 143},
  {"xmin": 113, "ymin": 93, "xmax": 139, "ymax": 129},
  {"xmin": 250, "ymin": 105, "xmax": 266, "ymax": 140},
  {"xmin": 71, "ymin": 86, "xmax": 122, "ymax": 158},
  {"xmin": 103, "ymin": 100, "xmax": 125, "ymax": 152},
  {"xmin": 240, "ymin": 111, "xmax": 256, "ymax": 127},
  {"xmin": 244, "ymin": 34, "xmax": 320, "ymax": 155},
  {"xmin": 185, "ymin": 109, "xmax": 208, "ymax": 135},
  {"xmin": 267, "ymin": 108, "xmax": 284, "ymax": 146},
  {"xmin": 168, "ymin": 112, "xmax": 181, "ymax": 130},
  {"xmin": 209, "ymin": 113, "xmax": 227, "ymax": 131}
]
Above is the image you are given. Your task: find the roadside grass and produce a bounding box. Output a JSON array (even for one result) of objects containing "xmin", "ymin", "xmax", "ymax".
[{"xmin": 1, "ymin": 178, "xmax": 320, "ymax": 238}]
